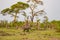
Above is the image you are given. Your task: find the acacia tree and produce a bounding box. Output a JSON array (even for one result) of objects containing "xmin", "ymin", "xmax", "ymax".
[
  {"xmin": 25, "ymin": 0, "xmax": 46, "ymax": 29},
  {"xmin": 1, "ymin": 2, "xmax": 29, "ymax": 28},
  {"xmin": 26, "ymin": 0, "xmax": 46, "ymax": 23},
  {"xmin": 1, "ymin": 2, "xmax": 29, "ymax": 22}
]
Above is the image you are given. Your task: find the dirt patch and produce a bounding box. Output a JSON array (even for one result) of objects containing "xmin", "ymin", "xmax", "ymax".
[
  {"xmin": 0, "ymin": 31, "xmax": 13, "ymax": 36},
  {"xmin": 49, "ymin": 37, "xmax": 60, "ymax": 40}
]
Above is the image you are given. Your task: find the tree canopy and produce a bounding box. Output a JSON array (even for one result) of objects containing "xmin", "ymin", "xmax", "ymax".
[
  {"xmin": 1, "ymin": 2, "xmax": 29, "ymax": 22},
  {"xmin": 1, "ymin": 2, "xmax": 29, "ymax": 15}
]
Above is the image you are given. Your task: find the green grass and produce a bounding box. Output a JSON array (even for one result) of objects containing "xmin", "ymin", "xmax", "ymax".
[{"xmin": 0, "ymin": 28, "xmax": 60, "ymax": 40}]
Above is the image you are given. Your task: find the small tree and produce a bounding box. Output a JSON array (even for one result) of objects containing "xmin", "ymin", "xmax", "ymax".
[
  {"xmin": 22, "ymin": 11, "xmax": 30, "ymax": 32},
  {"xmin": 36, "ymin": 19, "xmax": 40, "ymax": 30},
  {"xmin": 43, "ymin": 16, "xmax": 48, "ymax": 29},
  {"xmin": 0, "ymin": 20, "xmax": 9, "ymax": 28}
]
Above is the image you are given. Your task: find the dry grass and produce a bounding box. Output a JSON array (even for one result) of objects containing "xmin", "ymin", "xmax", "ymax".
[{"xmin": 0, "ymin": 28, "xmax": 60, "ymax": 40}]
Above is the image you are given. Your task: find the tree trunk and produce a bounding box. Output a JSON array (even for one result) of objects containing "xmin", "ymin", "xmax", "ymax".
[
  {"xmin": 13, "ymin": 13, "xmax": 18, "ymax": 29},
  {"xmin": 30, "ymin": 9, "xmax": 34, "ymax": 27},
  {"xmin": 31, "ymin": 16, "xmax": 34, "ymax": 23},
  {"xmin": 13, "ymin": 12, "xmax": 18, "ymax": 22},
  {"xmin": 14, "ymin": 13, "xmax": 17, "ymax": 22},
  {"xmin": 36, "ymin": 22, "xmax": 40, "ymax": 30}
]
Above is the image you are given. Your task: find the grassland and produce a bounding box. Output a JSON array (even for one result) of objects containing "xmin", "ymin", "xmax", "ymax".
[{"xmin": 0, "ymin": 28, "xmax": 60, "ymax": 40}]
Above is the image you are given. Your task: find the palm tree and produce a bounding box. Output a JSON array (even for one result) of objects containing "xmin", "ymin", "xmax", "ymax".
[{"xmin": 1, "ymin": 2, "xmax": 29, "ymax": 22}]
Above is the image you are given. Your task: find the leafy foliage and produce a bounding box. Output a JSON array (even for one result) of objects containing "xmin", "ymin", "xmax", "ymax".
[
  {"xmin": 11, "ymin": 2, "xmax": 29, "ymax": 10},
  {"xmin": 1, "ymin": 2, "xmax": 29, "ymax": 22}
]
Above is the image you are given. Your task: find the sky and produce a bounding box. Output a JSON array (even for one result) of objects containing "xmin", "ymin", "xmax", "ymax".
[{"xmin": 0, "ymin": 0, "xmax": 60, "ymax": 22}]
